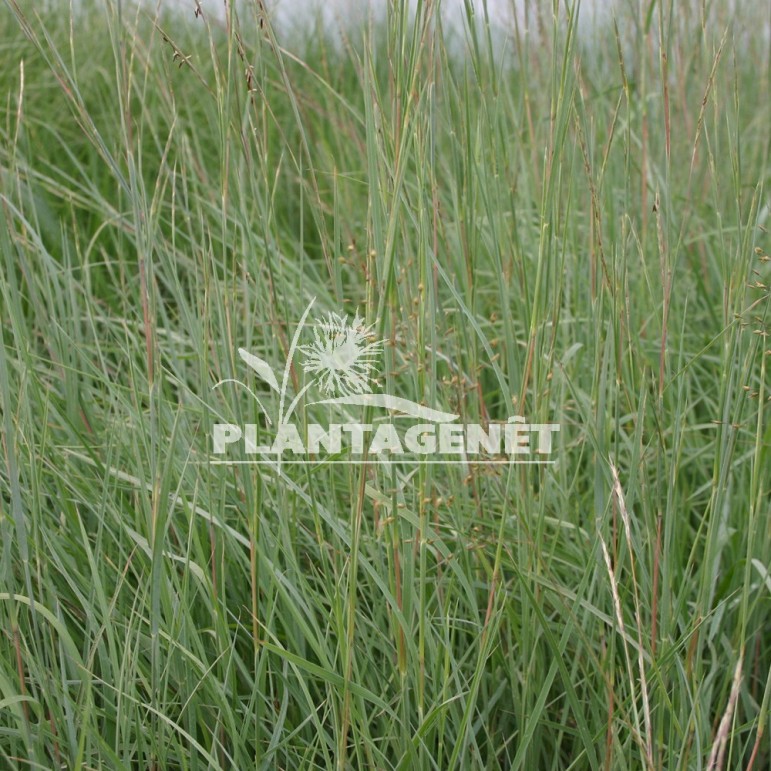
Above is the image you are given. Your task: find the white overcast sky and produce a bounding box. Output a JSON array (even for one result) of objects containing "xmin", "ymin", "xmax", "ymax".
[
  {"xmin": 169, "ymin": 0, "xmax": 612, "ymax": 31},
  {"xmin": 160, "ymin": 0, "xmax": 767, "ymax": 50}
]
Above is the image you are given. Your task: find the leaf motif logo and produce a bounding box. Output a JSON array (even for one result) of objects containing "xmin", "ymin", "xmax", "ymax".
[{"xmin": 238, "ymin": 348, "xmax": 280, "ymax": 393}]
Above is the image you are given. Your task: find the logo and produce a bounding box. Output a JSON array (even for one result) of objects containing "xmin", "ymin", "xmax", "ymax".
[{"xmin": 211, "ymin": 299, "xmax": 559, "ymax": 466}]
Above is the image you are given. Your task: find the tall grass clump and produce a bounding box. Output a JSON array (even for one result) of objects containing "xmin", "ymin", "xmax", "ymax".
[{"xmin": 0, "ymin": 0, "xmax": 769, "ymax": 768}]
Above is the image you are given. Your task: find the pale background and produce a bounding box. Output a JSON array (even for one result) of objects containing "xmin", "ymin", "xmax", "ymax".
[{"xmin": 160, "ymin": 0, "xmax": 767, "ymax": 51}]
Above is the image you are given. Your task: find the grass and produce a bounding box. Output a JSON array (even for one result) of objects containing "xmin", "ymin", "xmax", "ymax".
[{"xmin": 0, "ymin": 0, "xmax": 769, "ymax": 768}]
